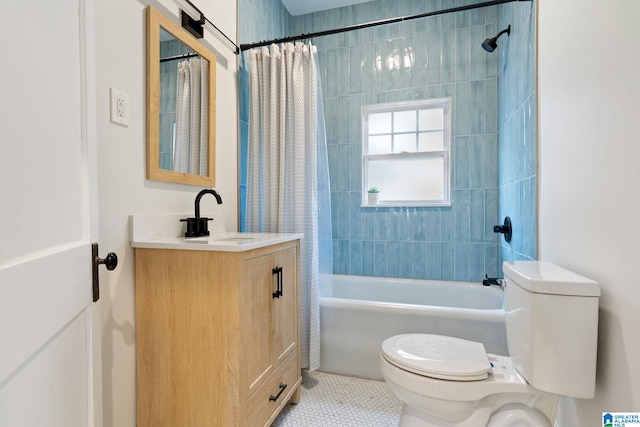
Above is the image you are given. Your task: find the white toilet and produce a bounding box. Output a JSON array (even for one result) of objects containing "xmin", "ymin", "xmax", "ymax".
[{"xmin": 380, "ymin": 260, "xmax": 600, "ymax": 427}]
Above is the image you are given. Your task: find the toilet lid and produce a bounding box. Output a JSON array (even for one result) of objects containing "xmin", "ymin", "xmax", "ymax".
[{"xmin": 381, "ymin": 334, "xmax": 491, "ymax": 381}]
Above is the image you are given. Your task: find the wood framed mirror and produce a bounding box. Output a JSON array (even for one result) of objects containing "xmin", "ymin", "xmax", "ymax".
[{"xmin": 146, "ymin": 6, "xmax": 216, "ymax": 186}]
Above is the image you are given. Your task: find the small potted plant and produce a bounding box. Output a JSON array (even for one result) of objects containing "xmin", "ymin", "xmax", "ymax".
[{"xmin": 367, "ymin": 186, "xmax": 380, "ymax": 205}]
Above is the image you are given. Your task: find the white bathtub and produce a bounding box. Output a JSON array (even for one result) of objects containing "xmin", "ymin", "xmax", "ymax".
[{"xmin": 319, "ymin": 274, "xmax": 507, "ymax": 380}]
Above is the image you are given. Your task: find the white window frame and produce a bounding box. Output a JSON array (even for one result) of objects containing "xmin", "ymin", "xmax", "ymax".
[{"xmin": 361, "ymin": 98, "xmax": 452, "ymax": 207}]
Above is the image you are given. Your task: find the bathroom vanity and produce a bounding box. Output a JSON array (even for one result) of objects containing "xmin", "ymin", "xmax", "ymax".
[{"xmin": 132, "ymin": 221, "xmax": 302, "ymax": 427}]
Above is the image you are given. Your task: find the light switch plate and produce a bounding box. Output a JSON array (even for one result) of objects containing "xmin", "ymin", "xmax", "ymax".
[{"xmin": 110, "ymin": 88, "xmax": 130, "ymax": 126}]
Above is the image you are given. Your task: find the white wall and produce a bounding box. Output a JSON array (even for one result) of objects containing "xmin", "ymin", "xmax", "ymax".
[
  {"xmin": 538, "ymin": 0, "xmax": 640, "ymax": 424},
  {"xmin": 93, "ymin": 0, "xmax": 238, "ymax": 425}
]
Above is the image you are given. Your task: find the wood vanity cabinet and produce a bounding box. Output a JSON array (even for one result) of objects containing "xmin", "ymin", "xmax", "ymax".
[{"xmin": 135, "ymin": 239, "xmax": 301, "ymax": 427}]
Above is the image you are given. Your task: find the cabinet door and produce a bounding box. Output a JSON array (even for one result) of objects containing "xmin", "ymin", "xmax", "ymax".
[
  {"xmin": 242, "ymin": 253, "xmax": 275, "ymax": 397},
  {"xmin": 273, "ymin": 247, "xmax": 298, "ymax": 365}
]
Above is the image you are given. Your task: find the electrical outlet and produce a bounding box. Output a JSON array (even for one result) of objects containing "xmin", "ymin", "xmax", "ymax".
[{"xmin": 110, "ymin": 88, "xmax": 130, "ymax": 126}]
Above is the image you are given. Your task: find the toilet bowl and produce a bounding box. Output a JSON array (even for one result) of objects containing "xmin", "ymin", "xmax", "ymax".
[
  {"xmin": 380, "ymin": 334, "xmax": 557, "ymax": 427},
  {"xmin": 380, "ymin": 261, "xmax": 600, "ymax": 427}
]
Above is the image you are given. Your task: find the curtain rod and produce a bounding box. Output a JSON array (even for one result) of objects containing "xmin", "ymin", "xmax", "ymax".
[
  {"xmin": 240, "ymin": 0, "xmax": 530, "ymax": 52},
  {"xmin": 160, "ymin": 52, "xmax": 198, "ymax": 63}
]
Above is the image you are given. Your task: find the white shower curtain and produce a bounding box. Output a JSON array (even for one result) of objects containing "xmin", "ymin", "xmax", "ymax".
[
  {"xmin": 174, "ymin": 56, "xmax": 208, "ymax": 175},
  {"xmin": 245, "ymin": 43, "xmax": 332, "ymax": 370}
]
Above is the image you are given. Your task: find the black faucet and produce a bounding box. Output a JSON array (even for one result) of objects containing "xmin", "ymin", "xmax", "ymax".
[
  {"xmin": 181, "ymin": 189, "xmax": 223, "ymax": 238},
  {"xmin": 482, "ymin": 274, "xmax": 504, "ymax": 287}
]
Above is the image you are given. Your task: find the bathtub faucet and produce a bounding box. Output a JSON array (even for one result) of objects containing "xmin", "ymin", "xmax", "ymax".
[{"xmin": 482, "ymin": 275, "xmax": 504, "ymax": 287}]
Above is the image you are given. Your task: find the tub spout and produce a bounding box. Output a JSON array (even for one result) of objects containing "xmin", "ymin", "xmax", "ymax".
[{"xmin": 482, "ymin": 275, "xmax": 503, "ymax": 287}]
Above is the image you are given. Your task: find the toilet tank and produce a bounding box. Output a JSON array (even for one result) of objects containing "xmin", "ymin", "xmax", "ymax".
[{"xmin": 503, "ymin": 261, "xmax": 600, "ymax": 399}]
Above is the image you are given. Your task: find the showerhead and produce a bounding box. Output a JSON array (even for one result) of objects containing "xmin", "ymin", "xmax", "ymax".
[
  {"xmin": 481, "ymin": 38, "xmax": 498, "ymax": 53},
  {"xmin": 482, "ymin": 25, "xmax": 511, "ymax": 53}
]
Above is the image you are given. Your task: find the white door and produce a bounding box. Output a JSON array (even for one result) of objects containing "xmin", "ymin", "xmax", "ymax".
[{"xmin": 0, "ymin": 0, "xmax": 102, "ymax": 426}]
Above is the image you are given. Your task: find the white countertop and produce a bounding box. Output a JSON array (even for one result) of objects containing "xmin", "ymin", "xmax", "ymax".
[
  {"xmin": 131, "ymin": 232, "xmax": 302, "ymax": 252},
  {"xmin": 130, "ymin": 214, "xmax": 302, "ymax": 252}
]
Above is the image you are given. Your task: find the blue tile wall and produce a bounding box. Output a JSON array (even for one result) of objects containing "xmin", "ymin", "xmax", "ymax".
[
  {"xmin": 292, "ymin": 0, "xmax": 502, "ymax": 281},
  {"xmin": 238, "ymin": 0, "xmax": 293, "ymax": 46},
  {"xmin": 238, "ymin": 0, "xmax": 536, "ymax": 280},
  {"xmin": 496, "ymin": 1, "xmax": 537, "ymax": 264}
]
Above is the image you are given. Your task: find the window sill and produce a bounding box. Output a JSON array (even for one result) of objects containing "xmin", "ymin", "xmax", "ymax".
[{"xmin": 360, "ymin": 201, "xmax": 451, "ymax": 208}]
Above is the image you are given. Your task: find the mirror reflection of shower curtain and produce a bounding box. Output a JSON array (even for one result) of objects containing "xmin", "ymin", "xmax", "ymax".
[
  {"xmin": 245, "ymin": 43, "xmax": 333, "ymax": 371},
  {"xmin": 174, "ymin": 57, "xmax": 208, "ymax": 175}
]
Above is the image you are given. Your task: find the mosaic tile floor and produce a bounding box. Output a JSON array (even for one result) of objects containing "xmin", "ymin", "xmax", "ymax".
[{"xmin": 272, "ymin": 370, "xmax": 402, "ymax": 426}]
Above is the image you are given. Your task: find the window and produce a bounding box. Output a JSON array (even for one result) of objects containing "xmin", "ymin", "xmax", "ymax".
[{"xmin": 362, "ymin": 98, "xmax": 451, "ymax": 207}]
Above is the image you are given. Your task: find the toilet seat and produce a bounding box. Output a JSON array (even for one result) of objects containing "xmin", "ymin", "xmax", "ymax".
[{"xmin": 381, "ymin": 334, "xmax": 491, "ymax": 381}]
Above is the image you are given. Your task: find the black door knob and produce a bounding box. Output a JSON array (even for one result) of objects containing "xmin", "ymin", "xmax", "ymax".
[
  {"xmin": 98, "ymin": 252, "xmax": 118, "ymax": 271},
  {"xmin": 92, "ymin": 243, "xmax": 118, "ymax": 302}
]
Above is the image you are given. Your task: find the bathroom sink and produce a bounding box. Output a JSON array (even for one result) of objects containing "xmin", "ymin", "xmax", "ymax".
[
  {"xmin": 185, "ymin": 233, "xmax": 261, "ymax": 245},
  {"xmin": 207, "ymin": 236, "xmax": 257, "ymax": 243},
  {"xmin": 213, "ymin": 237, "xmax": 256, "ymax": 243}
]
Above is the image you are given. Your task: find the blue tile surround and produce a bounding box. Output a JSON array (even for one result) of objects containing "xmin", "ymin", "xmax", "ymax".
[
  {"xmin": 496, "ymin": 1, "xmax": 537, "ymax": 264},
  {"xmin": 238, "ymin": 0, "xmax": 536, "ymax": 280}
]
